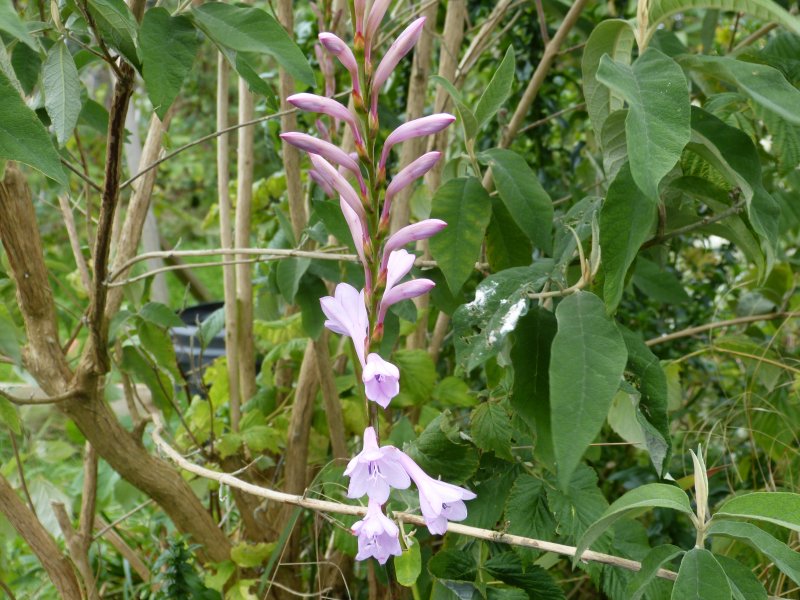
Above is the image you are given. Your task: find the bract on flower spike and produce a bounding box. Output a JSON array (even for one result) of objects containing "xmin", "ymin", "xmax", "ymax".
[
  {"xmin": 280, "ymin": 132, "xmax": 367, "ymax": 196},
  {"xmin": 308, "ymin": 154, "xmax": 368, "ymax": 231},
  {"xmin": 370, "ymin": 17, "xmax": 426, "ymax": 117},
  {"xmin": 318, "ymin": 32, "xmax": 362, "ymax": 100},
  {"xmin": 319, "ymin": 283, "xmax": 368, "ymax": 365},
  {"xmin": 378, "ymin": 114, "xmax": 455, "ymax": 174},
  {"xmin": 345, "ymin": 426, "xmax": 409, "ymax": 501},
  {"xmin": 382, "ymin": 151, "xmax": 441, "ymax": 221},
  {"xmin": 352, "ymin": 499, "xmax": 402, "ymax": 564},
  {"xmin": 287, "ymin": 93, "xmax": 365, "ymax": 147},
  {"xmin": 381, "ymin": 219, "xmax": 447, "ymax": 270},
  {"xmin": 362, "ymin": 354, "xmax": 400, "ymax": 407}
]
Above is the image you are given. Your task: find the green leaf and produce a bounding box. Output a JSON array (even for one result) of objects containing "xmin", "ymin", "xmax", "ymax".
[
  {"xmin": 429, "ymin": 549, "xmax": 477, "ymax": 581},
  {"xmin": 486, "ymin": 196, "xmax": 532, "ymax": 271},
  {"xmin": 575, "ymin": 484, "xmax": 692, "ymax": 562},
  {"xmin": 234, "ymin": 51, "xmax": 278, "ymax": 102},
  {"xmin": 88, "ymin": 0, "xmax": 140, "ymax": 69},
  {"xmin": 139, "ymin": 302, "xmax": 184, "ymax": 328},
  {"xmin": 276, "ymin": 257, "xmax": 310, "ymax": 304},
  {"xmin": 596, "ymin": 47, "xmax": 691, "ymax": 200},
  {"xmin": 137, "ymin": 320, "xmax": 182, "ymax": 381},
  {"xmin": 394, "ymin": 349, "xmax": 437, "ymax": 406},
  {"xmin": 406, "ymin": 414, "xmax": 479, "ymax": 483},
  {"xmin": 647, "ymin": 0, "xmax": 800, "ymax": 42},
  {"xmin": 714, "ymin": 555, "xmax": 768, "ymax": 600},
  {"xmin": 216, "ymin": 432, "xmax": 242, "ymax": 458},
  {"xmin": 546, "ymin": 464, "xmax": 610, "ymax": 542},
  {"xmin": 43, "ymin": 41, "xmax": 81, "ymax": 147},
  {"xmin": 475, "ymin": 46, "xmax": 515, "ymax": 129},
  {"xmin": 241, "ymin": 425, "xmax": 280, "ymax": 453},
  {"xmin": 671, "ymin": 548, "xmax": 731, "ymax": 600},
  {"xmin": 0, "ymin": 303, "xmax": 21, "ymax": 364},
  {"xmin": 464, "ymin": 464, "xmax": 517, "ymax": 529},
  {"xmin": 395, "ymin": 540, "xmax": 422, "ymax": 587},
  {"xmin": 0, "ymin": 396, "xmax": 21, "ymax": 435},
  {"xmin": 471, "ymin": 402, "xmax": 513, "ymax": 460},
  {"xmin": 581, "ymin": 19, "xmax": 635, "ymax": 140},
  {"xmin": 680, "ymin": 54, "xmax": 800, "ymax": 125},
  {"xmin": 0, "ymin": 70, "xmax": 66, "ymax": 185},
  {"xmin": 626, "ymin": 544, "xmax": 684, "ymax": 600},
  {"xmin": 600, "ymin": 109, "xmax": 628, "ymax": 181},
  {"xmin": 140, "ymin": 8, "xmax": 199, "ymax": 120},
  {"xmin": 715, "ymin": 492, "xmax": 800, "ymax": 533},
  {"xmin": 296, "ymin": 275, "xmax": 327, "ymax": 339},
  {"xmin": 230, "ymin": 542, "xmax": 275, "ymax": 568},
  {"xmin": 0, "ymin": 0, "xmax": 38, "ymax": 50},
  {"xmin": 632, "ymin": 257, "xmax": 690, "ymax": 305},
  {"xmin": 452, "ymin": 261, "xmax": 553, "ymax": 372},
  {"xmin": 478, "ymin": 148, "xmax": 553, "ymax": 252},
  {"xmin": 503, "ymin": 474, "xmax": 556, "ymax": 563},
  {"xmin": 688, "ymin": 107, "xmax": 780, "ymax": 252},
  {"xmin": 2, "ymin": 41, "xmax": 24, "ymax": 95},
  {"xmin": 120, "ymin": 345, "xmax": 173, "ymax": 410},
  {"xmin": 198, "ymin": 307, "xmax": 225, "ymax": 350},
  {"xmin": 484, "ymin": 553, "xmax": 565, "ymax": 600},
  {"xmin": 600, "ymin": 162, "xmax": 657, "ymax": 312},
  {"xmin": 509, "ymin": 307, "xmax": 557, "ymax": 465},
  {"xmin": 549, "ymin": 291, "xmax": 628, "ymax": 488},
  {"xmin": 708, "ymin": 519, "xmax": 800, "ymax": 585},
  {"xmin": 432, "ymin": 376, "xmax": 476, "ymax": 408},
  {"xmin": 430, "ymin": 74, "xmax": 478, "ymax": 141},
  {"xmin": 429, "ymin": 176, "xmax": 492, "ymax": 294},
  {"xmin": 191, "ymin": 3, "xmax": 314, "ymax": 86}
]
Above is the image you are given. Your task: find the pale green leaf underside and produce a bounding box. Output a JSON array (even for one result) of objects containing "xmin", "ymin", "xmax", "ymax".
[
  {"xmin": 671, "ymin": 548, "xmax": 731, "ymax": 600},
  {"xmin": 716, "ymin": 491, "xmax": 800, "ymax": 533},
  {"xmin": 43, "ymin": 42, "xmax": 82, "ymax": 146}
]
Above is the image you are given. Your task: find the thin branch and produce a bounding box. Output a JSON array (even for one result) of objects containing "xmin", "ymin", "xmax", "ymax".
[
  {"xmin": 9, "ymin": 430, "xmax": 37, "ymax": 518},
  {"xmin": 646, "ymin": 312, "xmax": 800, "ymax": 347},
  {"xmin": 60, "ymin": 158, "xmax": 103, "ymax": 193},
  {"xmin": 642, "ymin": 200, "xmax": 745, "ymax": 249},
  {"xmin": 92, "ymin": 499, "xmax": 154, "ymax": 541},
  {"xmin": 518, "ymin": 102, "xmax": 586, "ymax": 134},
  {"xmin": 58, "ymin": 195, "xmax": 92, "ymax": 294},
  {"xmin": 0, "ymin": 387, "xmax": 75, "ymax": 406}
]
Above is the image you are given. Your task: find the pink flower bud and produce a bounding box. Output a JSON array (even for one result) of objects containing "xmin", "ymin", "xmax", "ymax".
[
  {"xmin": 382, "ymin": 151, "xmax": 441, "ymax": 220},
  {"xmin": 379, "ymin": 114, "xmax": 455, "ymax": 172},
  {"xmin": 314, "ymin": 43, "xmax": 335, "ymax": 98},
  {"xmin": 308, "ymin": 154, "xmax": 368, "ymax": 229},
  {"xmin": 319, "ymin": 32, "xmax": 362, "ymax": 97},
  {"xmin": 381, "ymin": 219, "xmax": 447, "ymax": 270},
  {"xmin": 281, "ymin": 132, "xmax": 366, "ymax": 196},
  {"xmin": 365, "ymin": 0, "xmax": 392, "ymax": 65},
  {"xmin": 340, "ymin": 197, "xmax": 372, "ymax": 291},
  {"xmin": 371, "ymin": 17, "xmax": 426, "ymax": 114},
  {"xmin": 354, "ymin": 0, "xmax": 367, "ymax": 37},
  {"xmin": 288, "ymin": 93, "xmax": 364, "ymax": 146},
  {"xmin": 309, "ymin": 169, "xmax": 335, "ymax": 197},
  {"xmin": 378, "ymin": 279, "xmax": 435, "ymax": 325}
]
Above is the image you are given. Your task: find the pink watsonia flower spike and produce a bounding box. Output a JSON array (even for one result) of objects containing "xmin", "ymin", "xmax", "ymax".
[
  {"xmin": 381, "ymin": 219, "xmax": 447, "ymax": 271},
  {"xmin": 377, "ymin": 279, "xmax": 435, "ymax": 326},
  {"xmin": 352, "ymin": 499, "xmax": 402, "ymax": 564},
  {"xmin": 382, "ymin": 151, "xmax": 441, "ymax": 222},
  {"xmin": 339, "ymin": 197, "xmax": 372, "ymax": 292},
  {"xmin": 280, "ymin": 132, "xmax": 367, "ymax": 196},
  {"xmin": 319, "ymin": 283, "xmax": 368, "ymax": 365},
  {"xmin": 378, "ymin": 114, "xmax": 455, "ymax": 175},
  {"xmin": 319, "ymin": 32, "xmax": 362, "ymax": 99},
  {"xmin": 396, "ymin": 452, "xmax": 477, "ymax": 535},
  {"xmin": 308, "ymin": 154, "xmax": 368, "ymax": 232},
  {"xmin": 370, "ymin": 17, "xmax": 427, "ymax": 117},
  {"xmin": 344, "ymin": 426, "xmax": 409, "ymax": 501},
  {"xmin": 287, "ymin": 93, "xmax": 365, "ymax": 147},
  {"xmin": 362, "ymin": 353, "xmax": 401, "ymax": 408},
  {"xmin": 364, "ymin": 0, "xmax": 392, "ymax": 67}
]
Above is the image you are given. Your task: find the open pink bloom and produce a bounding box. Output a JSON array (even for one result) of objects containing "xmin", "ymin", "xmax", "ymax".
[
  {"xmin": 379, "ymin": 114, "xmax": 455, "ymax": 172},
  {"xmin": 320, "ymin": 283, "xmax": 368, "ymax": 365},
  {"xmin": 381, "ymin": 219, "xmax": 447, "ymax": 270},
  {"xmin": 382, "ymin": 151, "xmax": 441, "ymax": 220},
  {"xmin": 281, "ymin": 132, "xmax": 366, "ymax": 196},
  {"xmin": 345, "ymin": 426, "xmax": 409, "ymax": 501},
  {"xmin": 378, "ymin": 279, "xmax": 435, "ymax": 325},
  {"xmin": 384, "ymin": 249, "xmax": 415, "ymax": 291},
  {"xmin": 308, "ymin": 154, "xmax": 368, "ymax": 230},
  {"xmin": 397, "ymin": 452, "xmax": 477, "ymax": 535},
  {"xmin": 352, "ymin": 499, "xmax": 402, "ymax": 564},
  {"xmin": 319, "ymin": 32, "xmax": 361, "ymax": 97},
  {"xmin": 287, "ymin": 93, "xmax": 364, "ymax": 146},
  {"xmin": 362, "ymin": 353, "xmax": 400, "ymax": 408},
  {"xmin": 371, "ymin": 17, "xmax": 426, "ymax": 115},
  {"xmin": 365, "ymin": 0, "xmax": 392, "ymax": 65}
]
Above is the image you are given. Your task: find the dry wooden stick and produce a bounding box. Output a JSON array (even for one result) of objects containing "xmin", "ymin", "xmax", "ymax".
[
  {"xmin": 313, "ymin": 333, "xmax": 348, "ymax": 461},
  {"xmin": 59, "ymin": 195, "xmax": 92, "ymax": 294},
  {"xmin": 646, "ymin": 311, "xmax": 800, "ymax": 347}
]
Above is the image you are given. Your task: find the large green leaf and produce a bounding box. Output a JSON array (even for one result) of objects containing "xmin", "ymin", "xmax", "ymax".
[
  {"xmin": 486, "ymin": 196, "xmax": 533, "ymax": 271},
  {"xmin": 546, "ymin": 464, "xmax": 610, "ymax": 542},
  {"xmin": 596, "ymin": 47, "xmax": 690, "ymax": 201},
  {"xmin": 88, "ymin": 0, "xmax": 140, "ymax": 68},
  {"xmin": 646, "ymin": 0, "xmax": 800, "ymax": 42},
  {"xmin": 140, "ymin": 8, "xmax": 199, "ymax": 120},
  {"xmin": 714, "ymin": 555, "xmax": 768, "ymax": 600},
  {"xmin": 715, "ymin": 492, "xmax": 800, "ymax": 533},
  {"xmin": 43, "ymin": 42, "xmax": 82, "ymax": 146},
  {"xmin": 474, "ymin": 46, "xmax": 515, "ymax": 130},
  {"xmin": 0, "ymin": 71, "xmax": 66, "ymax": 185},
  {"xmin": 479, "ymin": 149, "xmax": 553, "ymax": 253},
  {"xmin": 581, "ymin": 19, "xmax": 635, "ymax": 140},
  {"xmin": 429, "ymin": 176, "xmax": 492, "ymax": 294},
  {"xmin": 600, "ymin": 162, "xmax": 657, "ymax": 313},
  {"xmin": 688, "ymin": 107, "xmax": 780, "ymax": 253},
  {"xmin": 483, "ymin": 553, "xmax": 565, "ymax": 600},
  {"xmin": 671, "ymin": 548, "xmax": 731, "ymax": 600},
  {"xmin": 575, "ymin": 484, "xmax": 693, "ymax": 561},
  {"xmin": 503, "ymin": 474, "xmax": 556, "ymax": 563},
  {"xmin": 510, "ymin": 307, "xmax": 557, "ymax": 465},
  {"xmin": 680, "ymin": 54, "xmax": 800, "ymax": 125},
  {"xmin": 470, "ymin": 402, "xmax": 513, "ymax": 461},
  {"xmin": 0, "ymin": 396, "xmax": 21, "ymax": 435},
  {"xmin": 600, "ymin": 109, "xmax": 628, "ymax": 181},
  {"xmin": 395, "ymin": 541, "xmax": 421, "ymax": 587},
  {"xmin": 191, "ymin": 3, "xmax": 314, "ymax": 86},
  {"xmin": 708, "ymin": 519, "xmax": 800, "ymax": 585},
  {"xmin": 0, "ymin": 0, "xmax": 37, "ymax": 49},
  {"xmin": 549, "ymin": 291, "xmax": 627, "ymax": 488},
  {"xmin": 405, "ymin": 414, "xmax": 479, "ymax": 483},
  {"xmin": 626, "ymin": 545, "xmax": 684, "ymax": 600}
]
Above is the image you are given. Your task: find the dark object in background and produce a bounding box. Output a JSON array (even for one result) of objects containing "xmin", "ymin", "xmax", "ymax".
[{"xmin": 171, "ymin": 302, "xmax": 225, "ymax": 396}]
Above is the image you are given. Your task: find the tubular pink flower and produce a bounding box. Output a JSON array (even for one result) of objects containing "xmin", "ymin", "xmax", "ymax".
[
  {"xmin": 309, "ymin": 169, "xmax": 334, "ymax": 197},
  {"xmin": 364, "ymin": 0, "xmax": 392, "ymax": 65},
  {"xmin": 340, "ymin": 197, "xmax": 372, "ymax": 291},
  {"xmin": 377, "ymin": 279, "xmax": 435, "ymax": 325},
  {"xmin": 379, "ymin": 114, "xmax": 455, "ymax": 172},
  {"xmin": 281, "ymin": 132, "xmax": 366, "ymax": 196},
  {"xmin": 287, "ymin": 93, "xmax": 364, "ymax": 146},
  {"xmin": 382, "ymin": 151, "xmax": 441, "ymax": 220},
  {"xmin": 308, "ymin": 154, "xmax": 368, "ymax": 230},
  {"xmin": 354, "ymin": 0, "xmax": 367, "ymax": 37},
  {"xmin": 352, "ymin": 499, "xmax": 402, "ymax": 564},
  {"xmin": 314, "ymin": 43, "xmax": 335, "ymax": 98},
  {"xmin": 396, "ymin": 452, "xmax": 476, "ymax": 535},
  {"xmin": 320, "ymin": 283, "xmax": 368, "ymax": 365},
  {"xmin": 362, "ymin": 354, "xmax": 400, "ymax": 408},
  {"xmin": 381, "ymin": 219, "xmax": 447, "ymax": 270},
  {"xmin": 319, "ymin": 32, "xmax": 362, "ymax": 97},
  {"xmin": 345, "ymin": 427, "xmax": 409, "ymax": 501},
  {"xmin": 370, "ymin": 17, "xmax": 426, "ymax": 115}
]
